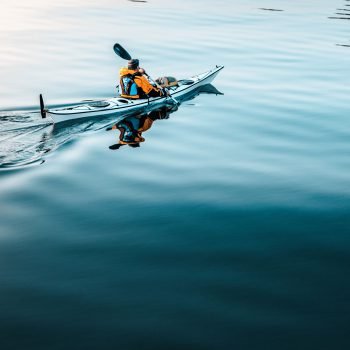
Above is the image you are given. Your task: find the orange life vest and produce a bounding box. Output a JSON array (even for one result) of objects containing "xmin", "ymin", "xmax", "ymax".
[{"xmin": 119, "ymin": 67, "xmax": 160, "ymax": 99}]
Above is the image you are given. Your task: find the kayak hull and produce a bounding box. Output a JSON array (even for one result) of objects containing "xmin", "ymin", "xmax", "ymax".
[{"xmin": 46, "ymin": 65, "xmax": 224, "ymax": 124}]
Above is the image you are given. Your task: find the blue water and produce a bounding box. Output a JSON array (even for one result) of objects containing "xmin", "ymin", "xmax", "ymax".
[{"xmin": 1, "ymin": 1, "xmax": 350, "ymax": 349}]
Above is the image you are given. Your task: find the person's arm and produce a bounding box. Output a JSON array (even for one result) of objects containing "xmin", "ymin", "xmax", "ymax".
[{"xmin": 135, "ymin": 75, "xmax": 162, "ymax": 96}]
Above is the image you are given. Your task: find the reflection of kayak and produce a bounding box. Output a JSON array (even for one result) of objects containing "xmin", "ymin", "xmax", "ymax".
[{"xmin": 42, "ymin": 65, "xmax": 224, "ymax": 124}]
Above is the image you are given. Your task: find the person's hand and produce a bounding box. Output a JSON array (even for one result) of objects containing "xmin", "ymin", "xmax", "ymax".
[
  {"xmin": 139, "ymin": 68, "xmax": 146, "ymax": 75},
  {"xmin": 161, "ymin": 88, "xmax": 169, "ymax": 96}
]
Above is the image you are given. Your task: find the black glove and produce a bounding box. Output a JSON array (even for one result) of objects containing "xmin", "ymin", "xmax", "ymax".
[{"xmin": 161, "ymin": 88, "xmax": 169, "ymax": 97}]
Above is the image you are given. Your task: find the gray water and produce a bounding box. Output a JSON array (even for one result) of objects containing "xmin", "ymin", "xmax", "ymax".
[{"xmin": 1, "ymin": 1, "xmax": 350, "ymax": 349}]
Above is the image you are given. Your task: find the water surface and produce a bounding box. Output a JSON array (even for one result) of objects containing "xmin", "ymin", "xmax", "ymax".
[{"xmin": 1, "ymin": 1, "xmax": 350, "ymax": 349}]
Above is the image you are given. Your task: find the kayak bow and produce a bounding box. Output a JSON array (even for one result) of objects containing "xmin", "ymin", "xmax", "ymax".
[{"xmin": 42, "ymin": 65, "xmax": 224, "ymax": 124}]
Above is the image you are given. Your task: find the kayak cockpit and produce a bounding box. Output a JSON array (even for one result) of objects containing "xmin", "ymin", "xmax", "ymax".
[{"xmin": 88, "ymin": 101, "xmax": 111, "ymax": 108}]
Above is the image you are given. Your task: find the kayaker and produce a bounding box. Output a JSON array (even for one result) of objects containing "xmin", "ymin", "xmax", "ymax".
[{"xmin": 119, "ymin": 59, "xmax": 165, "ymax": 99}]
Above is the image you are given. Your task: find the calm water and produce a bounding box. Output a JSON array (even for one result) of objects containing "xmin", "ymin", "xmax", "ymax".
[{"xmin": 1, "ymin": 0, "xmax": 350, "ymax": 349}]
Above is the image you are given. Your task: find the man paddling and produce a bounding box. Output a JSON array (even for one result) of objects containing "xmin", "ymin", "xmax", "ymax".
[{"xmin": 119, "ymin": 59, "xmax": 165, "ymax": 99}]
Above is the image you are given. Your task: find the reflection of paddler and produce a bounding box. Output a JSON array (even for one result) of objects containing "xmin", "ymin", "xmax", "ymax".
[{"xmin": 108, "ymin": 106, "xmax": 175, "ymax": 150}]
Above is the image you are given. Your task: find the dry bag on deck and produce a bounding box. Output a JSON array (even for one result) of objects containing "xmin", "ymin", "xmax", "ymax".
[{"xmin": 155, "ymin": 76, "xmax": 178, "ymax": 88}]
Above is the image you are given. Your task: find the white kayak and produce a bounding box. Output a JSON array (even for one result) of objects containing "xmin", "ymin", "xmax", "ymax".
[{"xmin": 42, "ymin": 65, "xmax": 224, "ymax": 124}]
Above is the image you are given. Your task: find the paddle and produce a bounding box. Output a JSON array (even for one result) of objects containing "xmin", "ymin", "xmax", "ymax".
[
  {"xmin": 113, "ymin": 43, "xmax": 179, "ymax": 105},
  {"xmin": 113, "ymin": 43, "xmax": 132, "ymax": 61},
  {"xmin": 39, "ymin": 94, "xmax": 46, "ymax": 118}
]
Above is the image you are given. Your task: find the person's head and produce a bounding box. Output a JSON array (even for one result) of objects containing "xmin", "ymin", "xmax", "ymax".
[{"xmin": 128, "ymin": 59, "xmax": 139, "ymax": 70}]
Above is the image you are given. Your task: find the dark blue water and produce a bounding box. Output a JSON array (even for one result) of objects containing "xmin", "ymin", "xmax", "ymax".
[{"xmin": 1, "ymin": 1, "xmax": 350, "ymax": 349}]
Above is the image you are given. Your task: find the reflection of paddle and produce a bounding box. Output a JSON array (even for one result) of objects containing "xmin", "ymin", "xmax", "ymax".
[
  {"xmin": 113, "ymin": 43, "xmax": 179, "ymax": 105},
  {"xmin": 109, "ymin": 143, "xmax": 123, "ymax": 150}
]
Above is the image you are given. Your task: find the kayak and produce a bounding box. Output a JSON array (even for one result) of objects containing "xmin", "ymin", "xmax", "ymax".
[{"xmin": 42, "ymin": 65, "xmax": 224, "ymax": 124}]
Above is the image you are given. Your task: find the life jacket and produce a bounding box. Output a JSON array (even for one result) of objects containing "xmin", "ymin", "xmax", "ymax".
[
  {"xmin": 119, "ymin": 67, "xmax": 161, "ymax": 99},
  {"xmin": 119, "ymin": 71, "xmax": 142, "ymax": 99}
]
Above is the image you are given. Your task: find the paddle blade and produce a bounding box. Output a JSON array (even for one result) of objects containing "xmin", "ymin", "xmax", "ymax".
[
  {"xmin": 113, "ymin": 43, "xmax": 132, "ymax": 60},
  {"xmin": 39, "ymin": 94, "xmax": 46, "ymax": 118}
]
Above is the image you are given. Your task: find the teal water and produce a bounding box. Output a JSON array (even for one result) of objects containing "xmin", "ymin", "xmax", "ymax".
[{"xmin": 1, "ymin": 0, "xmax": 350, "ymax": 349}]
